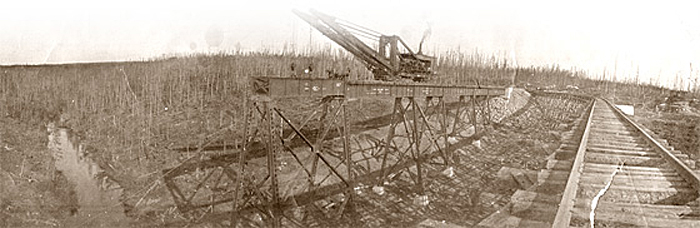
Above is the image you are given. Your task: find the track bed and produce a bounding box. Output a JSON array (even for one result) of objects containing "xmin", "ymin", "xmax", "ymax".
[{"xmin": 479, "ymin": 98, "xmax": 700, "ymax": 228}]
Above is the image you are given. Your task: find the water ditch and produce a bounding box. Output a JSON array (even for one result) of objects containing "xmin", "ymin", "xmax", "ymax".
[{"xmin": 48, "ymin": 127, "xmax": 130, "ymax": 227}]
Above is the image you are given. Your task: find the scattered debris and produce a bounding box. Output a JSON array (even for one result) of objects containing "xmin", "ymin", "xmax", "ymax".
[
  {"xmin": 442, "ymin": 166, "xmax": 455, "ymax": 178},
  {"xmin": 566, "ymin": 85, "xmax": 579, "ymax": 90},
  {"xmin": 417, "ymin": 218, "xmax": 463, "ymax": 228},
  {"xmin": 496, "ymin": 167, "xmax": 537, "ymax": 190},
  {"xmin": 536, "ymin": 84, "xmax": 557, "ymax": 90},
  {"xmin": 472, "ymin": 139, "xmax": 482, "ymax": 149},
  {"xmin": 511, "ymin": 170, "xmax": 533, "ymax": 189},
  {"xmin": 413, "ymin": 195, "xmax": 429, "ymax": 206},
  {"xmin": 372, "ymin": 185, "xmax": 385, "ymax": 195},
  {"xmin": 479, "ymin": 192, "xmax": 499, "ymax": 207},
  {"xmin": 447, "ymin": 136, "xmax": 458, "ymax": 145},
  {"xmin": 354, "ymin": 183, "xmax": 370, "ymax": 195}
]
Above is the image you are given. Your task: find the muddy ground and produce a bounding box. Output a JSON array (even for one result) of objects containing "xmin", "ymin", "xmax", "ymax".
[{"xmin": 0, "ymin": 118, "xmax": 77, "ymax": 227}]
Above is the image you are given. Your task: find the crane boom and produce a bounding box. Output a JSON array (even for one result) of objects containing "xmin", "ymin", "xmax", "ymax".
[{"xmin": 293, "ymin": 9, "xmax": 435, "ymax": 81}]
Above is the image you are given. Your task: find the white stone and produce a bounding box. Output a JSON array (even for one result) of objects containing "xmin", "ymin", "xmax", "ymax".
[
  {"xmin": 447, "ymin": 136, "xmax": 458, "ymax": 144},
  {"xmin": 252, "ymin": 213, "xmax": 263, "ymax": 223},
  {"xmin": 442, "ymin": 166, "xmax": 455, "ymax": 178},
  {"xmin": 472, "ymin": 139, "xmax": 482, "ymax": 149},
  {"xmin": 372, "ymin": 186, "xmax": 385, "ymax": 195}
]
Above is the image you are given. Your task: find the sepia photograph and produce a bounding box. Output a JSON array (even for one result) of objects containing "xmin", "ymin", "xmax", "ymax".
[{"xmin": 1, "ymin": 0, "xmax": 699, "ymax": 227}]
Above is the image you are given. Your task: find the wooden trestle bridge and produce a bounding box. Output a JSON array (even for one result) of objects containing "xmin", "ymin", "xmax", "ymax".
[{"xmin": 162, "ymin": 77, "xmax": 506, "ymax": 227}]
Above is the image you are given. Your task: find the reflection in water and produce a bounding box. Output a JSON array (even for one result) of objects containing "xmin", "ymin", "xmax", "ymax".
[{"xmin": 48, "ymin": 128, "xmax": 129, "ymax": 227}]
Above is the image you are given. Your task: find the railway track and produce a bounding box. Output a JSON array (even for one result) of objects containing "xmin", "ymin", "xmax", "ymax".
[{"xmin": 479, "ymin": 97, "xmax": 700, "ymax": 227}]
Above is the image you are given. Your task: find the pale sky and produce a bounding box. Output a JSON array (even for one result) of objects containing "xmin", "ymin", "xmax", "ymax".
[{"xmin": 1, "ymin": 0, "xmax": 699, "ymax": 89}]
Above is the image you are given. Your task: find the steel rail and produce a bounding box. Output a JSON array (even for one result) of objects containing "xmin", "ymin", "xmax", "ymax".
[
  {"xmin": 551, "ymin": 98, "xmax": 596, "ymax": 227},
  {"xmin": 602, "ymin": 99, "xmax": 700, "ymax": 194}
]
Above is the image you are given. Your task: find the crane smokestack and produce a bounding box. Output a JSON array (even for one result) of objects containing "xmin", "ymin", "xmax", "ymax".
[{"xmin": 418, "ymin": 26, "xmax": 431, "ymax": 54}]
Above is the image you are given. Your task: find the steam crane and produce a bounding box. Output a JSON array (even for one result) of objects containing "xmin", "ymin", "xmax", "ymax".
[{"xmin": 293, "ymin": 9, "xmax": 436, "ymax": 82}]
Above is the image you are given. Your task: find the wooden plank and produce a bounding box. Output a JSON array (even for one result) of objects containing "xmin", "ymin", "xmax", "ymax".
[
  {"xmin": 546, "ymin": 159, "xmax": 573, "ymax": 170},
  {"xmin": 583, "ymin": 152, "xmax": 663, "ymax": 165},
  {"xmin": 584, "ymin": 143, "xmax": 653, "ymax": 152},
  {"xmin": 511, "ymin": 200, "xmax": 557, "ymax": 222},
  {"xmin": 540, "ymin": 169, "xmax": 684, "ymax": 182},
  {"xmin": 538, "ymin": 170, "xmax": 570, "ymax": 183},
  {"xmin": 571, "ymin": 205, "xmax": 700, "ymax": 227},
  {"xmin": 585, "ymin": 146, "xmax": 659, "ymax": 157},
  {"xmin": 587, "ymin": 135, "xmax": 644, "ymax": 143},
  {"xmin": 589, "ymin": 128, "xmax": 637, "ymax": 136},
  {"xmin": 578, "ymin": 175, "xmax": 688, "ymax": 188},
  {"xmin": 511, "ymin": 190, "xmax": 561, "ymax": 204},
  {"xmin": 575, "ymin": 199, "xmax": 700, "ymax": 219},
  {"xmin": 578, "ymin": 182, "xmax": 694, "ymax": 193},
  {"xmin": 579, "ymin": 141, "xmax": 649, "ymax": 150},
  {"xmin": 583, "ymin": 163, "xmax": 676, "ymax": 173},
  {"xmin": 583, "ymin": 166, "xmax": 682, "ymax": 177}
]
